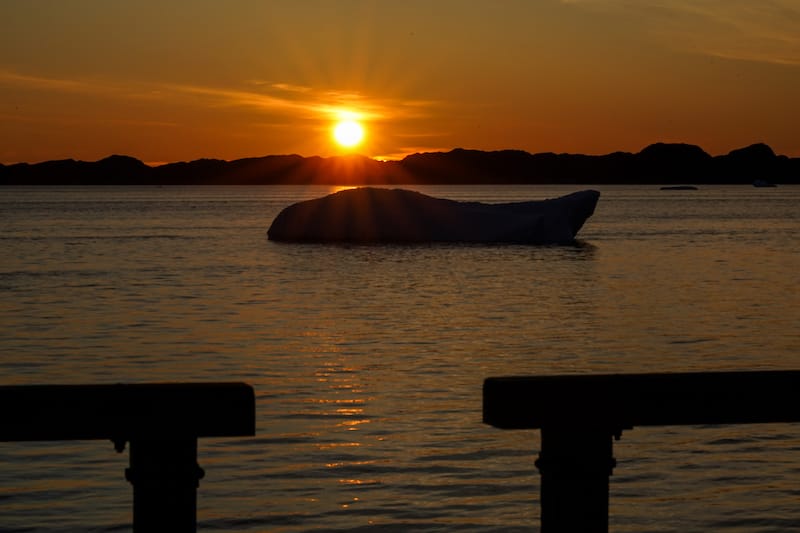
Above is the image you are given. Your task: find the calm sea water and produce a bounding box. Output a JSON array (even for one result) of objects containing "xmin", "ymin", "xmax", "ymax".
[{"xmin": 1, "ymin": 184, "xmax": 799, "ymax": 532}]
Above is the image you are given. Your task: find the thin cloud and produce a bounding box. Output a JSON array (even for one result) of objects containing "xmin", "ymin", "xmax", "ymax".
[
  {"xmin": 268, "ymin": 82, "xmax": 312, "ymax": 93},
  {"xmin": 162, "ymin": 80, "xmax": 442, "ymax": 125},
  {"xmin": 0, "ymin": 69, "xmax": 105, "ymax": 93},
  {"xmin": 0, "ymin": 68, "xmax": 441, "ymax": 125},
  {"xmin": 0, "ymin": 69, "xmax": 178, "ymax": 101},
  {"xmin": 651, "ymin": 0, "xmax": 800, "ymax": 65},
  {"xmin": 559, "ymin": 0, "xmax": 800, "ymax": 66},
  {"xmin": 0, "ymin": 111, "xmax": 177, "ymax": 129}
]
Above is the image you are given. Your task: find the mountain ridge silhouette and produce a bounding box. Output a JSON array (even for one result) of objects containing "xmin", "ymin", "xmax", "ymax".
[{"xmin": 2, "ymin": 143, "xmax": 797, "ymax": 185}]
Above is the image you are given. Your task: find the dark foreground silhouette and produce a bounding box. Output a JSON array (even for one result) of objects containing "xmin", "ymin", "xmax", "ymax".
[
  {"xmin": 267, "ymin": 187, "xmax": 600, "ymax": 244},
  {"xmin": 484, "ymin": 370, "xmax": 800, "ymax": 531},
  {"xmin": 0, "ymin": 382, "xmax": 255, "ymax": 532}
]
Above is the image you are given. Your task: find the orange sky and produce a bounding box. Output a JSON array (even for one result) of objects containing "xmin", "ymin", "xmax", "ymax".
[{"xmin": 1, "ymin": 1, "xmax": 799, "ymax": 164}]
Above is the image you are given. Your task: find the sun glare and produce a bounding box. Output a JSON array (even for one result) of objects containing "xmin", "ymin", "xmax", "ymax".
[{"xmin": 333, "ymin": 120, "xmax": 365, "ymax": 148}]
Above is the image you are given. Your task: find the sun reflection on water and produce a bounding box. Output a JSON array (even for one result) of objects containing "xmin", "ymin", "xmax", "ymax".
[{"xmin": 307, "ymin": 355, "xmax": 382, "ymax": 496}]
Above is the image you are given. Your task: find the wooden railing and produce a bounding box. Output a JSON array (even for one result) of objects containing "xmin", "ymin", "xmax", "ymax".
[
  {"xmin": 0, "ymin": 382, "xmax": 255, "ymax": 532},
  {"xmin": 483, "ymin": 370, "xmax": 800, "ymax": 532},
  {"xmin": 7, "ymin": 373, "xmax": 797, "ymax": 531}
]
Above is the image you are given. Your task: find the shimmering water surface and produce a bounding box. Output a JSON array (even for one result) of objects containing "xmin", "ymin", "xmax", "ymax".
[{"xmin": 1, "ymin": 185, "xmax": 799, "ymax": 531}]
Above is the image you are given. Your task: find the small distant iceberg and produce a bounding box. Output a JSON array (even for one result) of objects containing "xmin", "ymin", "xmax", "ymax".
[
  {"xmin": 753, "ymin": 179, "xmax": 777, "ymax": 188},
  {"xmin": 267, "ymin": 187, "xmax": 600, "ymax": 244}
]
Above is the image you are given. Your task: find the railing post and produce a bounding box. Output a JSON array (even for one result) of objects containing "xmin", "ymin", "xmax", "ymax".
[
  {"xmin": 535, "ymin": 428, "xmax": 618, "ymax": 533},
  {"xmin": 0, "ymin": 382, "xmax": 255, "ymax": 531},
  {"xmin": 123, "ymin": 438, "xmax": 205, "ymax": 532},
  {"xmin": 483, "ymin": 371, "xmax": 800, "ymax": 531}
]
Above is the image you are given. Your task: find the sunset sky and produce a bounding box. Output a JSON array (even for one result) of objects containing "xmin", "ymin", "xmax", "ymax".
[{"xmin": 2, "ymin": 1, "xmax": 799, "ymax": 164}]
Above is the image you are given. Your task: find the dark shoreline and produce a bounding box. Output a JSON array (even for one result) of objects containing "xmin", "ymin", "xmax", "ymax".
[{"xmin": 2, "ymin": 142, "xmax": 797, "ymax": 186}]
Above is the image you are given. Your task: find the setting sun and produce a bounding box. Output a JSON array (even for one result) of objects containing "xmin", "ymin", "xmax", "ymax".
[{"xmin": 333, "ymin": 120, "xmax": 365, "ymax": 148}]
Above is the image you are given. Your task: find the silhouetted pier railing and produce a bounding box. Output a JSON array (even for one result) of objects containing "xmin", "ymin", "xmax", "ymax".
[
  {"xmin": 0, "ymin": 382, "xmax": 255, "ymax": 532},
  {"xmin": 483, "ymin": 370, "xmax": 800, "ymax": 533}
]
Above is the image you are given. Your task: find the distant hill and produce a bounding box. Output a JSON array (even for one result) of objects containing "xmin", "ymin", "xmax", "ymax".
[{"xmin": 1, "ymin": 143, "xmax": 798, "ymax": 185}]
